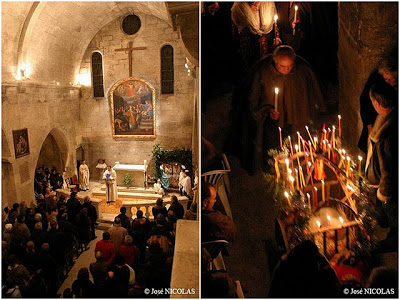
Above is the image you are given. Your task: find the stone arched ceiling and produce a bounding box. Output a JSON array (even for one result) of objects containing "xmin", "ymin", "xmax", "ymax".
[{"xmin": 2, "ymin": 1, "xmax": 171, "ymax": 84}]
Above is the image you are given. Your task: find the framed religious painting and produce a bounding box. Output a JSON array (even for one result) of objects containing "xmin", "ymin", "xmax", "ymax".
[
  {"xmin": 108, "ymin": 77, "xmax": 156, "ymax": 138},
  {"xmin": 12, "ymin": 128, "xmax": 30, "ymax": 159}
]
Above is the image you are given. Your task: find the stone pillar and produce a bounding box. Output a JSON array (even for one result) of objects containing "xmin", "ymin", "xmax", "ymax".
[{"xmin": 338, "ymin": 2, "xmax": 398, "ymax": 154}]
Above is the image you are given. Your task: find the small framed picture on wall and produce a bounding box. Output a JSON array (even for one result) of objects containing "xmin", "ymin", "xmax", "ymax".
[{"xmin": 13, "ymin": 128, "xmax": 30, "ymax": 159}]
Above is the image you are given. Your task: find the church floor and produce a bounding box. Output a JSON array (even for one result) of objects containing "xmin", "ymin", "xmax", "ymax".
[{"xmin": 57, "ymin": 229, "xmax": 103, "ymax": 295}]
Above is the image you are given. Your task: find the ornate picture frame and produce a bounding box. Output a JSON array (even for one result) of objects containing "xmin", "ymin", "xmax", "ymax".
[
  {"xmin": 12, "ymin": 128, "xmax": 30, "ymax": 159},
  {"xmin": 108, "ymin": 77, "xmax": 156, "ymax": 138}
]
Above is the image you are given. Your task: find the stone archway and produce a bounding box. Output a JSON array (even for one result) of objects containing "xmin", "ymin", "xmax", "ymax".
[
  {"xmin": 36, "ymin": 128, "xmax": 69, "ymax": 173},
  {"xmin": 2, "ymin": 130, "xmax": 17, "ymax": 209}
]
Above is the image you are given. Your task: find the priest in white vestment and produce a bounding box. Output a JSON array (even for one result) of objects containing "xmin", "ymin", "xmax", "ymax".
[
  {"xmin": 79, "ymin": 160, "xmax": 90, "ymax": 191},
  {"xmin": 103, "ymin": 166, "xmax": 117, "ymax": 203},
  {"xmin": 181, "ymin": 170, "xmax": 193, "ymax": 199}
]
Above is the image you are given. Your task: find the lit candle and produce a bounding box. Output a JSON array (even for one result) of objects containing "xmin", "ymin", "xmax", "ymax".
[
  {"xmin": 313, "ymin": 136, "xmax": 318, "ymax": 149},
  {"xmin": 295, "ymin": 144, "xmax": 301, "ymax": 167},
  {"xmin": 274, "ymin": 87, "xmax": 279, "ymax": 110},
  {"xmin": 289, "ymin": 175, "xmax": 295, "ymax": 190},
  {"xmin": 323, "ymin": 129, "xmax": 327, "ymax": 145},
  {"xmin": 274, "ymin": 14, "xmax": 278, "ymax": 26},
  {"xmin": 316, "ymin": 220, "xmax": 321, "ymax": 229},
  {"xmin": 288, "ymin": 136, "xmax": 294, "ymax": 156},
  {"xmin": 314, "ymin": 186, "xmax": 318, "ymax": 207},
  {"xmin": 339, "ymin": 216, "xmax": 344, "ymax": 225},
  {"xmin": 307, "ymin": 193, "xmax": 311, "ymax": 211},
  {"xmin": 293, "ymin": 5, "xmax": 298, "ymax": 35},
  {"xmin": 279, "ymin": 127, "xmax": 282, "ymax": 149},
  {"xmin": 284, "ymin": 191, "xmax": 293, "ymax": 209},
  {"xmin": 331, "ymin": 126, "xmax": 336, "ymax": 149},
  {"xmin": 327, "ymin": 215, "xmax": 331, "ymax": 227},
  {"xmin": 305, "ymin": 126, "xmax": 313, "ymax": 146},
  {"xmin": 358, "ymin": 155, "xmax": 363, "ymax": 175},
  {"xmin": 321, "ymin": 180, "xmax": 325, "ymax": 202},
  {"xmin": 338, "ymin": 115, "xmax": 342, "ymax": 138}
]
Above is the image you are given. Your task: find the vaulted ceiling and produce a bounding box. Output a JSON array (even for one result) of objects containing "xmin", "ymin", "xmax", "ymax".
[{"xmin": 2, "ymin": 1, "xmax": 198, "ymax": 84}]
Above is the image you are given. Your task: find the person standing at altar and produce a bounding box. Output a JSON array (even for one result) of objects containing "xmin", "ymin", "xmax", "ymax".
[
  {"xmin": 103, "ymin": 166, "xmax": 117, "ymax": 203},
  {"xmin": 79, "ymin": 160, "xmax": 90, "ymax": 191}
]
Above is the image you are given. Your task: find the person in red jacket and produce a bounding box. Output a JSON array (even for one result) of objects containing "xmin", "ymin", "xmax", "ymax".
[{"xmin": 94, "ymin": 232, "xmax": 116, "ymax": 265}]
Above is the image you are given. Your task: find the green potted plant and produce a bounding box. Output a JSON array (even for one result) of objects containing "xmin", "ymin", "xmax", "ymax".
[{"xmin": 122, "ymin": 173, "xmax": 133, "ymax": 188}]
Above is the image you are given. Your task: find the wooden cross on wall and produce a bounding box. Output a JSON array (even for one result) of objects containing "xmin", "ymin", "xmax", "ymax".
[{"xmin": 115, "ymin": 41, "xmax": 147, "ymax": 77}]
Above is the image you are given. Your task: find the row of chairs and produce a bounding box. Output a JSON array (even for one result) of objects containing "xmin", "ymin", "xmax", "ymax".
[{"xmin": 201, "ymin": 153, "xmax": 244, "ymax": 298}]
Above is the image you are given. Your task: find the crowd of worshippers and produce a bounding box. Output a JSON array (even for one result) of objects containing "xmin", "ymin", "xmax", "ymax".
[
  {"xmin": 201, "ymin": 181, "xmax": 238, "ymax": 298},
  {"xmin": 1, "ymin": 193, "xmax": 193, "ymax": 298},
  {"xmin": 34, "ymin": 165, "xmax": 64, "ymax": 201}
]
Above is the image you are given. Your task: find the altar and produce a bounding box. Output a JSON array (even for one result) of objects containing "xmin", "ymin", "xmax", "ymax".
[{"xmin": 112, "ymin": 162, "xmax": 146, "ymax": 187}]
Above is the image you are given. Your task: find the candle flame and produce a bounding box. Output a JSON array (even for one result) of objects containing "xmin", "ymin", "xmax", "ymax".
[
  {"xmin": 338, "ymin": 115, "xmax": 341, "ymax": 120},
  {"xmin": 274, "ymin": 14, "xmax": 278, "ymax": 22},
  {"xmin": 339, "ymin": 217, "xmax": 344, "ymax": 224},
  {"xmin": 316, "ymin": 220, "xmax": 321, "ymax": 227},
  {"xmin": 306, "ymin": 193, "xmax": 310, "ymax": 198},
  {"xmin": 314, "ymin": 186, "xmax": 318, "ymax": 191},
  {"xmin": 305, "ymin": 126, "xmax": 308, "ymax": 130},
  {"xmin": 289, "ymin": 176, "xmax": 295, "ymax": 183},
  {"xmin": 327, "ymin": 215, "xmax": 331, "ymax": 221},
  {"xmin": 358, "ymin": 155, "xmax": 362, "ymax": 161},
  {"xmin": 332, "ymin": 125, "xmax": 336, "ymax": 130},
  {"xmin": 275, "ymin": 87, "xmax": 279, "ymax": 94},
  {"xmin": 279, "ymin": 127, "xmax": 282, "ymax": 131},
  {"xmin": 308, "ymin": 161, "xmax": 312, "ymax": 166},
  {"xmin": 285, "ymin": 158, "xmax": 289, "ymax": 166},
  {"xmin": 288, "ymin": 169, "xmax": 292, "ymax": 174},
  {"xmin": 346, "ymin": 156, "xmax": 351, "ymax": 161},
  {"xmin": 313, "ymin": 136, "xmax": 317, "ymax": 142},
  {"xmin": 295, "ymin": 5, "xmax": 298, "ymax": 11},
  {"xmin": 295, "ymin": 144, "xmax": 298, "ymax": 151},
  {"xmin": 284, "ymin": 191, "xmax": 289, "ymax": 198}
]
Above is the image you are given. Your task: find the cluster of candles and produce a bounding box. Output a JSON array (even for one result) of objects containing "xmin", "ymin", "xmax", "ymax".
[{"xmin": 276, "ymin": 115, "xmax": 363, "ymax": 211}]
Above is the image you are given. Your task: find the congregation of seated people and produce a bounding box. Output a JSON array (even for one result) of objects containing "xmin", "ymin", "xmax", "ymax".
[{"xmin": 2, "ymin": 191, "xmax": 189, "ymax": 298}]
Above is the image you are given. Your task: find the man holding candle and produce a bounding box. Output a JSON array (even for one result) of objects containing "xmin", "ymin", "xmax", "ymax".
[
  {"xmin": 237, "ymin": 45, "xmax": 325, "ymax": 173},
  {"xmin": 365, "ymin": 81, "xmax": 397, "ymax": 253}
]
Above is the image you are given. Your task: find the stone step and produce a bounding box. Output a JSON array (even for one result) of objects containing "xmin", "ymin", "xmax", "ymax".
[{"xmin": 92, "ymin": 190, "xmax": 160, "ymax": 200}]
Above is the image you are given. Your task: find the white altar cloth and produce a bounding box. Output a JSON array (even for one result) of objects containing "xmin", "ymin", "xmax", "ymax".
[{"xmin": 112, "ymin": 162, "xmax": 147, "ymax": 186}]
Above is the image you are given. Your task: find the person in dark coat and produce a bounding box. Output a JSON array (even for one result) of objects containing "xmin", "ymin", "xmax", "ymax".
[
  {"xmin": 76, "ymin": 208, "xmax": 91, "ymax": 251},
  {"xmin": 67, "ymin": 192, "xmax": 81, "ymax": 225},
  {"xmin": 82, "ymin": 196, "xmax": 98, "ymax": 240},
  {"xmin": 366, "ymin": 81, "xmax": 398, "ymax": 252},
  {"xmin": 201, "ymin": 181, "xmax": 236, "ymax": 242},
  {"xmin": 269, "ymin": 240, "xmax": 341, "ymax": 297},
  {"xmin": 47, "ymin": 219, "xmax": 66, "ymax": 266},
  {"xmin": 117, "ymin": 206, "xmax": 131, "ymax": 233},
  {"xmin": 167, "ymin": 195, "xmax": 185, "ymax": 219},
  {"xmin": 71, "ymin": 267, "xmax": 95, "ymax": 298},
  {"xmin": 152, "ymin": 198, "xmax": 168, "ymax": 219},
  {"xmin": 358, "ymin": 57, "xmax": 397, "ymax": 154}
]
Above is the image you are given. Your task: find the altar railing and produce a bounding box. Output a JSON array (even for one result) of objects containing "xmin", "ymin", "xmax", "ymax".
[{"xmin": 122, "ymin": 195, "xmax": 189, "ymax": 219}]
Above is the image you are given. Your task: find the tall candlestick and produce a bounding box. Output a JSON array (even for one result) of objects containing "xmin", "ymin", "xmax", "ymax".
[
  {"xmin": 297, "ymin": 131, "xmax": 301, "ymax": 149},
  {"xmin": 321, "ymin": 180, "xmax": 325, "ymax": 202},
  {"xmin": 274, "ymin": 87, "xmax": 279, "ymax": 110},
  {"xmin": 338, "ymin": 115, "xmax": 342, "ymax": 138},
  {"xmin": 358, "ymin": 155, "xmax": 362, "ymax": 175},
  {"xmin": 279, "ymin": 127, "xmax": 282, "ymax": 149}
]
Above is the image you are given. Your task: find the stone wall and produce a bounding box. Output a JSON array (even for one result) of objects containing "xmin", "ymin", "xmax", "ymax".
[
  {"xmin": 338, "ymin": 2, "xmax": 398, "ymax": 154},
  {"xmin": 78, "ymin": 13, "xmax": 195, "ymax": 176},
  {"xmin": 1, "ymin": 82, "xmax": 80, "ymax": 207}
]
